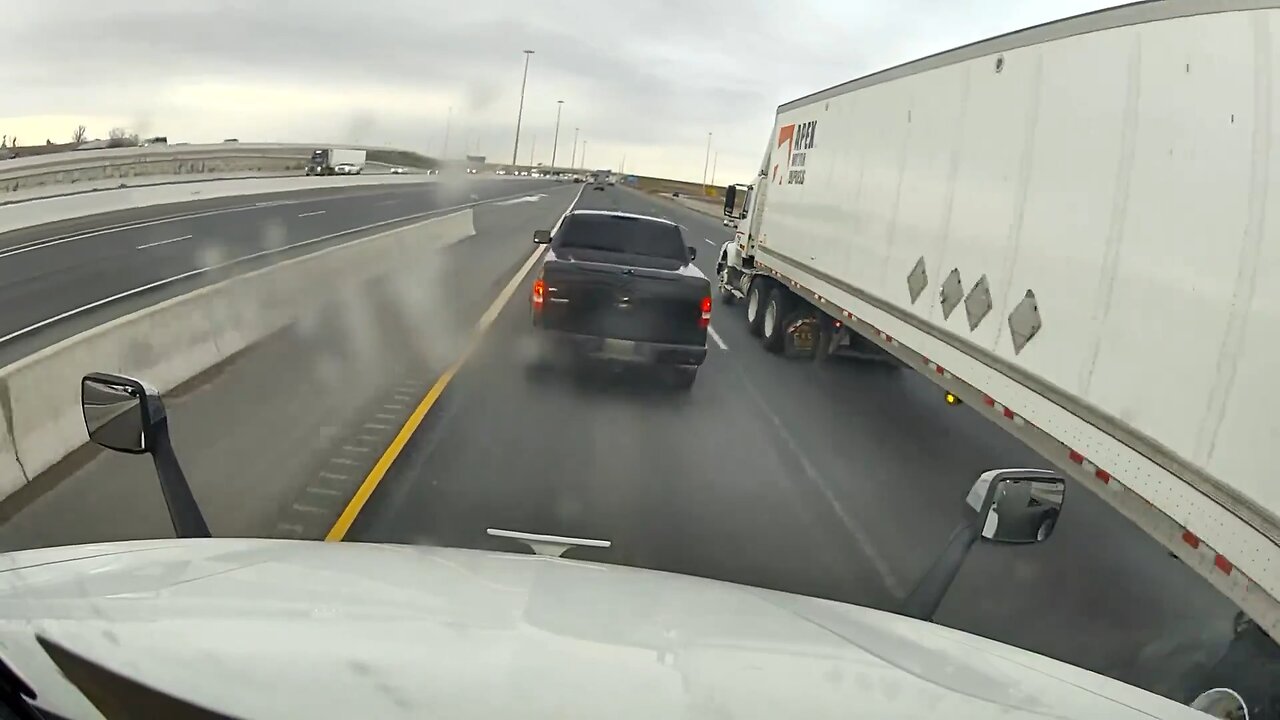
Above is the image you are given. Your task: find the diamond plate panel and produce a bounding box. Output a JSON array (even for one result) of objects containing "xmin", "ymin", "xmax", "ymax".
[
  {"xmin": 906, "ymin": 257, "xmax": 928, "ymax": 304},
  {"xmin": 1009, "ymin": 290, "xmax": 1042, "ymax": 354},
  {"xmin": 964, "ymin": 274, "xmax": 992, "ymax": 330},
  {"xmin": 939, "ymin": 268, "xmax": 963, "ymax": 319}
]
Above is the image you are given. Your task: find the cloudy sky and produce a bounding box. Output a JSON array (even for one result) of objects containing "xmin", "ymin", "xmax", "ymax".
[{"xmin": 5, "ymin": 0, "xmax": 1118, "ymax": 181}]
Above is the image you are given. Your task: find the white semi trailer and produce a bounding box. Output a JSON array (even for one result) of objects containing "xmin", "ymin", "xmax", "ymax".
[{"xmin": 717, "ymin": 0, "xmax": 1280, "ymax": 672}]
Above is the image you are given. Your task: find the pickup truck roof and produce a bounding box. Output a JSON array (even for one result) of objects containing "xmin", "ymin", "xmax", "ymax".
[{"xmin": 566, "ymin": 209, "xmax": 678, "ymax": 226}]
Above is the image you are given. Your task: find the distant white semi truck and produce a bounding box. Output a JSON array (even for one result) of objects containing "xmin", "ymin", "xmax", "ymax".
[{"xmin": 306, "ymin": 148, "xmax": 366, "ymax": 176}]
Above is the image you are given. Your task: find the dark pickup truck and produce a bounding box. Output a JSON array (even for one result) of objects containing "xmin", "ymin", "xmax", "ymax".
[{"xmin": 529, "ymin": 210, "xmax": 711, "ymax": 389}]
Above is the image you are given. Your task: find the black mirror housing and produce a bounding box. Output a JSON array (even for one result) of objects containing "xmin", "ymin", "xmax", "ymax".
[
  {"xmin": 80, "ymin": 371, "xmax": 210, "ymax": 538},
  {"xmin": 902, "ymin": 468, "xmax": 1065, "ymax": 621},
  {"xmin": 533, "ymin": 229, "xmax": 552, "ymax": 244},
  {"xmin": 687, "ymin": 245, "xmax": 697, "ymax": 262}
]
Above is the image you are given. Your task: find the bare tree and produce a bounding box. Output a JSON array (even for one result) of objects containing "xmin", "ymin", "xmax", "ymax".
[
  {"xmin": 71, "ymin": 124, "xmax": 87, "ymax": 143},
  {"xmin": 107, "ymin": 127, "xmax": 127, "ymax": 140}
]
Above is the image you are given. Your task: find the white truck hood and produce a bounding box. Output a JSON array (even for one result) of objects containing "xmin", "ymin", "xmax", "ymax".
[{"xmin": 0, "ymin": 538, "xmax": 1206, "ymax": 719}]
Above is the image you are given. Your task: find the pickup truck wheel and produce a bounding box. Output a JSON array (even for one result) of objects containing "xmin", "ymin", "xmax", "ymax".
[
  {"xmin": 745, "ymin": 280, "xmax": 768, "ymax": 337},
  {"xmin": 668, "ymin": 366, "xmax": 697, "ymax": 391},
  {"xmin": 761, "ymin": 288, "xmax": 793, "ymax": 354}
]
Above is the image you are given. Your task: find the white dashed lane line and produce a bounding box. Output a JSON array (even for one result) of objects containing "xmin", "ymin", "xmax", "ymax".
[
  {"xmin": 708, "ymin": 325, "xmax": 728, "ymax": 350},
  {"xmin": 704, "ymin": 238, "xmax": 716, "ymax": 246},
  {"xmin": 136, "ymin": 234, "xmax": 193, "ymax": 250},
  {"xmin": 298, "ymin": 210, "xmax": 327, "ymax": 217}
]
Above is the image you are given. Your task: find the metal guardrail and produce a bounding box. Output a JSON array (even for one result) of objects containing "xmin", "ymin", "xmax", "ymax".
[{"xmin": 0, "ymin": 143, "xmax": 408, "ymax": 199}]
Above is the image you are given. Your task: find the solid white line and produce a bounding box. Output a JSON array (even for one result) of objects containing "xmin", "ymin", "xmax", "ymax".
[
  {"xmin": 738, "ymin": 380, "xmax": 905, "ymax": 598},
  {"xmin": 0, "ymin": 203, "xmax": 267, "ymax": 259},
  {"xmin": 0, "ymin": 186, "xmax": 569, "ymax": 348},
  {"xmin": 135, "ymin": 234, "xmax": 193, "ymax": 250},
  {"xmin": 708, "ymin": 325, "xmax": 728, "ymax": 350},
  {"xmin": 297, "ymin": 210, "xmax": 327, "ymax": 217}
]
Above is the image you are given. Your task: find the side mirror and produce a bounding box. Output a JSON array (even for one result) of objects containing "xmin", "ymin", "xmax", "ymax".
[
  {"xmin": 723, "ymin": 185, "xmax": 737, "ymax": 216},
  {"xmin": 1189, "ymin": 688, "xmax": 1249, "ymax": 719},
  {"xmin": 902, "ymin": 468, "xmax": 1065, "ymax": 621},
  {"xmin": 82, "ymin": 372, "xmax": 163, "ymax": 454},
  {"xmin": 965, "ymin": 469, "xmax": 1065, "ymax": 543},
  {"xmin": 80, "ymin": 371, "xmax": 210, "ymax": 538},
  {"xmin": 533, "ymin": 229, "xmax": 552, "ymax": 245},
  {"xmin": 687, "ymin": 245, "xmax": 697, "ymax": 262}
]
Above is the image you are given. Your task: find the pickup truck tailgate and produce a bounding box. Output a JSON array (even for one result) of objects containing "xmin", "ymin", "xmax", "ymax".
[{"xmin": 540, "ymin": 260, "xmax": 707, "ymax": 346}]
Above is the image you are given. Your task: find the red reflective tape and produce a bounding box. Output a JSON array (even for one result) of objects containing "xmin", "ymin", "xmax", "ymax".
[
  {"xmin": 934, "ymin": 365, "xmax": 945, "ymax": 375},
  {"xmin": 1068, "ymin": 450, "xmax": 1085, "ymax": 464},
  {"xmin": 1094, "ymin": 468, "xmax": 1111, "ymax": 484},
  {"xmin": 1182, "ymin": 530, "xmax": 1200, "ymax": 549},
  {"xmin": 1214, "ymin": 555, "xmax": 1234, "ymax": 575},
  {"xmin": 1002, "ymin": 407, "xmax": 1015, "ymax": 419},
  {"xmin": 982, "ymin": 396, "xmax": 995, "ymax": 407}
]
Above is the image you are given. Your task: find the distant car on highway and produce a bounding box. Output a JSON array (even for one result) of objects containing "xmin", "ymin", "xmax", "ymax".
[
  {"xmin": 529, "ymin": 210, "xmax": 709, "ymax": 389},
  {"xmin": 389, "ymin": 166, "xmax": 406, "ymax": 175},
  {"xmin": 572, "ymin": 174, "xmax": 585, "ymax": 183},
  {"xmin": 334, "ymin": 162, "xmax": 361, "ymax": 175}
]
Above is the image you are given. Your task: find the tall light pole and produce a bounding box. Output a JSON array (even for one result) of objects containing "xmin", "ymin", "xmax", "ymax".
[
  {"xmin": 701, "ymin": 131, "xmax": 712, "ymax": 192},
  {"xmin": 581, "ymin": 140, "xmax": 587, "ymax": 168},
  {"xmin": 511, "ymin": 49, "xmax": 535, "ymax": 166},
  {"xmin": 442, "ymin": 105, "xmax": 452, "ymax": 159},
  {"xmin": 711, "ymin": 151, "xmax": 718, "ymax": 186},
  {"xmin": 570, "ymin": 127, "xmax": 580, "ymax": 168},
  {"xmin": 551, "ymin": 100, "xmax": 564, "ymax": 168},
  {"xmin": 530, "ymin": 134, "xmax": 536, "ymax": 166}
]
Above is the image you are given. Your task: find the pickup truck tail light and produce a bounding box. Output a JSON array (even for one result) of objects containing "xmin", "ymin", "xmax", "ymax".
[
  {"xmin": 699, "ymin": 295, "xmax": 712, "ymax": 328},
  {"xmin": 532, "ymin": 278, "xmax": 546, "ymax": 311}
]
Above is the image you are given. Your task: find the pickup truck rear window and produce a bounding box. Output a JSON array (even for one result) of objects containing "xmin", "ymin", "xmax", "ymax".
[{"xmin": 555, "ymin": 215, "xmax": 687, "ymax": 261}]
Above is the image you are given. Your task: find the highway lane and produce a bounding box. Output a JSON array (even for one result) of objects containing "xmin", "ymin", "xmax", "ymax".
[
  {"xmin": 0, "ymin": 176, "xmax": 558, "ymax": 363},
  {"xmin": 0, "ymin": 186, "xmax": 582, "ymax": 547},
  {"xmin": 345, "ymin": 184, "xmax": 1251, "ymax": 703}
]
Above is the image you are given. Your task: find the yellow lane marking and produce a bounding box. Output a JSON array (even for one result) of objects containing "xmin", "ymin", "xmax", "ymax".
[{"xmin": 325, "ymin": 245, "xmax": 547, "ymax": 541}]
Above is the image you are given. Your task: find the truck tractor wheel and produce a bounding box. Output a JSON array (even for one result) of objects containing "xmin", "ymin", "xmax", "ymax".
[
  {"xmin": 1036, "ymin": 512, "xmax": 1059, "ymax": 542},
  {"xmin": 813, "ymin": 318, "xmax": 839, "ymax": 364},
  {"xmin": 761, "ymin": 288, "xmax": 794, "ymax": 354},
  {"xmin": 745, "ymin": 279, "xmax": 768, "ymax": 337},
  {"xmin": 717, "ymin": 263, "xmax": 737, "ymax": 305}
]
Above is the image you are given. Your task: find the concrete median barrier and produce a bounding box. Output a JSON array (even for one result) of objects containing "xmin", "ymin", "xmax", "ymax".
[{"xmin": 0, "ymin": 208, "xmax": 476, "ymax": 498}]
